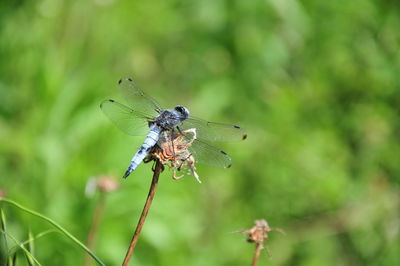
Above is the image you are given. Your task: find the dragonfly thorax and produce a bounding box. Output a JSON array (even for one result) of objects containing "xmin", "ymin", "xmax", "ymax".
[{"xmin": 154, "ymin": 106, "xmax": 189, "ymax": 130}]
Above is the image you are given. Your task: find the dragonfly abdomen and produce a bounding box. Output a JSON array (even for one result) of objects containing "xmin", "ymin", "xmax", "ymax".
[{"xmin": 123, "ymin": 126, "xmax": 162, "ymax": 178}]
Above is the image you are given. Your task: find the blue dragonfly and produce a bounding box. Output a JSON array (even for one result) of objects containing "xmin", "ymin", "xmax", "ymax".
[{"xmin": 100, "ymin": 78, "xmax": 247, "ymax": 178}]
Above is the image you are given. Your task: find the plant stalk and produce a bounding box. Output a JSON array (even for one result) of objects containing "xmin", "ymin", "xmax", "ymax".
[
  {"xmin": 84, "ymin": 192, "xmax": 106, "ymax": 266},
  {"xmin": 122, "ymin": 160, "xmax": 162, "ymax": 266},
  {"xmin": 252, "ymin": 243, "xmax": 262, "ymax": 266}
]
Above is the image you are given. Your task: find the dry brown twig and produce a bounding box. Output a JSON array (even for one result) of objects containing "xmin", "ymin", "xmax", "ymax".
[
  {"xmin": 122, "ymin": 129, "xmax": 200, "ymax": 265},
  {"xmin": 122, "ymin": 160, "xmax": 163, "ymax": 266},
  {"xmin": 233, "ymin": 219, "xmax": 285, "ymax": 266}
]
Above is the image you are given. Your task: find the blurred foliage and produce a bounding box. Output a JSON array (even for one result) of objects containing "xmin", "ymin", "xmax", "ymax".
[{"xmin": 1, "ymin": 0, "xmax": 399, "ymax": 265}]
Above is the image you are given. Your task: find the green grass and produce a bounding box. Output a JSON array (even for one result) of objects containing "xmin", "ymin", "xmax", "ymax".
[{"xmin": 1, "ymin": 198, "xmax": 105, "ymax": 265}]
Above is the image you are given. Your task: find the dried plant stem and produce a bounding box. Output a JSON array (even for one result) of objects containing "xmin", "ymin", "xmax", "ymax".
[
  {"xmin": 252, "ymin": 243, "xmax": 263, "ymax": 266},
  {"xmin": 122, "ymin": 160, "xmax": 163, "ymax": 266},
  {"xmin": 84, "ymin": 193, "xmax": 106, "ymax": 266}
]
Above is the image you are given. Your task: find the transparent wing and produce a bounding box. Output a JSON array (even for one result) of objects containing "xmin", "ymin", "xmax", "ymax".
[
  {"xmin": 118, "ymin": 77, "xmax": 163, "ymax": 116},
  {"xmin": 100, "ymin": 99, "xmax": 152, "ymax": 136},
  {"xmin": 188, "ymin": 138, "xmax": 232, "ymax": 168},
  {"xmin": 179, "ymin": 116, "xmax": 247, "ymax": 142}
]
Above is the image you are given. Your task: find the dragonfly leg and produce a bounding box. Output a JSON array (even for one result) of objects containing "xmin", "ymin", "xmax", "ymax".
[
  {"xmin": 176, "ymin": 126, "xmax": 184, "ymax": 135},
  {"xmin": 170, "ymin": 128, "xmax": 177, "ymax": 159},
  {"xmin": 177, "ymin": 153, "xmax": 193, "ymax": 169},
  {"xmin": 172, "ymin": 168, "xmax": 184, "ymax": 180}
]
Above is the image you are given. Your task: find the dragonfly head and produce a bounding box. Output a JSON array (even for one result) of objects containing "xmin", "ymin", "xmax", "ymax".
[{"xmin": 174, "ymin": 105, "xmax": 189, "ymax": 119}]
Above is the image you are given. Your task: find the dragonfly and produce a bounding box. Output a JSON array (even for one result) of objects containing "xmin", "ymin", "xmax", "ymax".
[{"xmin": 100, "ymin": 77, "xmax": 247, "ymax": 178}]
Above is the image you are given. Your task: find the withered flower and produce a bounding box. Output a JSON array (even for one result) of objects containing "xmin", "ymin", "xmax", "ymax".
[
  {"xmin": 147, "ymin": 128, "xmax": 201, "ymax": 183},
  {"xmin": 85, "ymin": 175, "xmax": 120, "ymax": 197},
  {"xmin": 234, "ymin": 219, "xmax": 285, "ymax": 260}
]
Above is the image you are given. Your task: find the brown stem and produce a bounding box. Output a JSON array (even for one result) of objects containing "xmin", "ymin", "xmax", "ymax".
[
  {"xmin": 122, "ymin": 160, "xmax": 163, "ymax": 266},
  {"xmin": 252, "ymin": 243, "xmax": 263, "ymax": 266},
  {"xmin": 84, "ymin": 192, "xmax": 106, "ymax": 266}
]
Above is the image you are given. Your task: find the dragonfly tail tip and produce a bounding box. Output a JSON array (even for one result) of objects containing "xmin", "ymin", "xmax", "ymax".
[{"xmin": 122, "ymin": 170, "xmax": 132, "ymax": 179}]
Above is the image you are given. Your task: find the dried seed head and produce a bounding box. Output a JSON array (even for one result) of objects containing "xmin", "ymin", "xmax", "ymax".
[
  {"xmin": 149, "ymin": 128, "xmax": 201, "ymax": 183},
  {"xmin": 245, "ymin": 219, "xmax": 272, "ymax": 244},
  {"xmin": 233, "ymin": 219, "xmax": 285, "ymax": 257},
  {"xmin": 85, "ymin": 175, "xmax": 120, "ymax": 197},
  {"xmin": 0, "ymin": 188, "xmax": 5, "ymax": 198},
  {"xmin": 96, "ymin": 176, "xmax": 120, "ymax": 192}
]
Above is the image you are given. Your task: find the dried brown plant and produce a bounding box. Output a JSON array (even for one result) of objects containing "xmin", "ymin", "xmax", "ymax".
[
  {"xmin": 234, "ymin": 219, "xmax": 285, "ymax": 266},
  {"xmin": 147, "ymin": 128, "xmax": 201, "ymax": 183}
]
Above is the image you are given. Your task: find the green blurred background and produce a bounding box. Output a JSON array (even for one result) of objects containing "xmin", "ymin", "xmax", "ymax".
[{"xmin": 1, "ymin": 0, "xmax": 399, "ymax": 265}]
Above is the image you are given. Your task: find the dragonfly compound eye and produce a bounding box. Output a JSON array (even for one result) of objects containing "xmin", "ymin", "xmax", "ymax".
[{"xmin": 174, "ymin": 106, "xmax": 189, "ymax": 117}]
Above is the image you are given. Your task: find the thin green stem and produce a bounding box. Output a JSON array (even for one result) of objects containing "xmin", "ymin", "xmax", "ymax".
[
  {"xmin": 0, "ymin": 228, "xmax": 42, "ymax": 266},
  {"xmin": 8, "ymin": 230, "xmax": 57, "ymax": 255},
  {"xmin": 0, "ymin": 209, "xmax": 9, "ymax": 265},
  {"xmin": 0, "ymin": 198, "xmax": 105, "ymax": 266}
]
